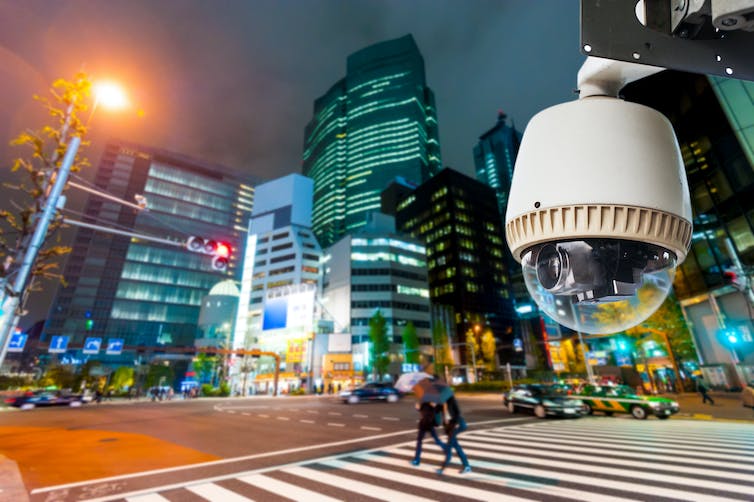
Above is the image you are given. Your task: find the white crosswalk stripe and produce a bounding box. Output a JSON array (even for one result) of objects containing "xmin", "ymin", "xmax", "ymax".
[{"xmin": 103, "ymin": 418, "xmax": 754, "ymax": 502}]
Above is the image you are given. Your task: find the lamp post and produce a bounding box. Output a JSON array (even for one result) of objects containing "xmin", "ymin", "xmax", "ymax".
[{"xmin": 0, "ymin": 80, "xmax": 129, "ymax": 370}]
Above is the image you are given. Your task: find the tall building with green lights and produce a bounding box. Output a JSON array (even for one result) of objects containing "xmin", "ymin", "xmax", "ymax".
[
  {"xmin": 303, "ymin": 34, "xmax": 442, "ymax": 248},
  {"xmin": 42, "ymin": 141, "xmax": 259, "ymax": 370}
]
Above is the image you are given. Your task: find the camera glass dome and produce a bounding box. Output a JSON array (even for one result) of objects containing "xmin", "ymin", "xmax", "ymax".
[{"xmin": 521, "ymin": 239, "xmax": 677, "ymax": 334}]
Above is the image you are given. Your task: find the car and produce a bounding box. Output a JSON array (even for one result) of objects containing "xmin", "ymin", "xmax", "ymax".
[
  {"xmin": 571, "ymin": 384, "xmax": 680, "ymax": 420},
  {"xmin": 4, "ymin": 390, "xmax": 86, "ymax": 410},
  {"xmin": 340, "ymin": 382, "xmax": 401, "ymax": 404},
  {"xmin": 503, "ymin": 384, "xmax": 586, "ymax": 419}
]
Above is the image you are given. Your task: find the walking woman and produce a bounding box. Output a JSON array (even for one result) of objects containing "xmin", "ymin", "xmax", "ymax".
[
  {"xmin": 438, "ymin": 395, "xmax": 471, "ymax": 474},
  {"xmin": 411, "ymin": 401, "xmax": 447, "ymax": 466}
]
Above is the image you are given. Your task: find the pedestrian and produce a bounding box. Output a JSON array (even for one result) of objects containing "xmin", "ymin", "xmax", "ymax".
[
  {"xmin": 327, "ymin": 382, "xmax": 334, "ymax": 395},
  {"xmin": 438, "ymin": 395, "xmax": 471, "ymax": 474},
  {"xmin": 697, "ymin": 378, "xmax": 715, "ymax": 405},
  {"xmin": 411, "ymin": 401, "xmax": 447, "ymax": 466}
]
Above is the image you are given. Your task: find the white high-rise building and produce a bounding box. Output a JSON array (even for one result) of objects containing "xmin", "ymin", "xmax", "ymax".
[{"xmin": 233, "ymin": 174, "xmax": 322, "ymax": 392}]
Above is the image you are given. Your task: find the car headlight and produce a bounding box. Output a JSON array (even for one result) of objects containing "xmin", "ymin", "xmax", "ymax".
[
  {"xmin": 571, "ymin": 399, "xmax": 584, "ymax": 406},
  {"xmin": 649, "ymin": 402, "xmax": 660, "ymax": 408}
]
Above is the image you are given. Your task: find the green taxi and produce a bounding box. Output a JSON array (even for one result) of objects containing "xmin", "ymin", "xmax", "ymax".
[{"xmin": 571, "ymin": 384, "xmax": 680, "ymax": 419}]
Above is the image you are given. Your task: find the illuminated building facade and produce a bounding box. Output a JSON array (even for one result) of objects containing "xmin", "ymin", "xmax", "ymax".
[
  {"xmin": 303, "ymin": 34, "xmax": 442, "ymax": 248},
  {"xmin": 43, "ymin": 141, "xmax": 256, "ymax": 366},
  {"xmin": 393, "ymin": 168, "xmax": 523, "ymax": 367},
  {"xmin": 233, "ymin": 174, "xmax": 322, "ymax": 391},
  {"xmin": 623, "ymin": 71, "xmax": 754, "ymax": 385}
]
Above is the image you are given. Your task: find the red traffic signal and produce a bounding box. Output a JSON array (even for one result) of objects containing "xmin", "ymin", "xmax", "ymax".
[
  {"xmin": 215, "ymin": 242, "xmax": 231, "ymax": 259},
  {"xmin": 186, "ymin": 237, "xmax": 232, "ymax": 272}
]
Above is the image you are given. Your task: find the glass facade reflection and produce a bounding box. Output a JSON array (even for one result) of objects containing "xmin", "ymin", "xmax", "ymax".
[
  {"xmin": 43, "ymin": 141, "xmax": 258, "ymax": 364},
  {"xmin": 303, "ymin": 34, "xmax": 441, "ymax": 248}
]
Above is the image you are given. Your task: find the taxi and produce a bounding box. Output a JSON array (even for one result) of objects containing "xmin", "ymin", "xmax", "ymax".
[{"xmin": 571, "ymin": 384, "xmax": 680, "ymax": 419}]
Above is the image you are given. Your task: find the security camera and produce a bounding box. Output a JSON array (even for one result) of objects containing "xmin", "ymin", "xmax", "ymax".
[{"xmin": 504, "ymin": 57, "xmax": 693, "ymax": 334}]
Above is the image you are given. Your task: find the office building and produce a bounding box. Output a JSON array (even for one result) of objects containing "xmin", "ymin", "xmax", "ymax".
[
  {"xmin": 321, "ymin": 212, "xmax": 431, "ymax": 377},
  {"xmin": 473, "ymin": 111, "xmax": 522, "ymax": 217},
  {"xmin": 303, "ymin": 34, "xmax": 442, "ymax": 248},
  {"xmin": 623, "ymin": 71, "xmax": 754, "ymax": 386},
  {"xmin": 233, "ymin": 174, "xmax": 322, "ymax": 392},
  {"xmin": 42, "ymin": 140, "xmax": 257, "ymax": 367},
  {"xmin": 393, "ymin": 168, "xmax": 522, "ymax": 368}
]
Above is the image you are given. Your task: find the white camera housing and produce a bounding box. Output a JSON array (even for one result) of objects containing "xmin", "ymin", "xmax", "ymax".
[{"xmin": 504, "ymin": 58, "xmax": 693, "ymax": 334}]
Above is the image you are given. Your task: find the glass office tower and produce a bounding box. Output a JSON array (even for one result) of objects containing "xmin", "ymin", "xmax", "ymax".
[
  {"xmin": 623, "ymin": 71, "xmax": 754, "ymax": 384},
  {"xmin": 43, "ymin": 141, "xmax": 258, "ymax": 366},
  {"xmin": 473, "ymin": 111, "xmax": 522, "ymax": 217},
  {"xmin": 303, "ymin": 34, "xmax": 442, "ymax": 248}
]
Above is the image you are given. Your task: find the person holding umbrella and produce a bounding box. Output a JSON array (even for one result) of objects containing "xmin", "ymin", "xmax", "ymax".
[{"xmin": 410, "ymin": 399, "xmax": 447, "ymax": 466}]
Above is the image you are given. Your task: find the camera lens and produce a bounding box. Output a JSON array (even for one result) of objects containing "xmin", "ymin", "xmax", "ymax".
[{"xmin": 536, "ymin": 244, "xmax": 565, "ymax": 290}]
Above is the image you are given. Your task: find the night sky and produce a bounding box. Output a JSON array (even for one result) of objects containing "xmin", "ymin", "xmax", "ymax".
[{"xmin": 0, "ymin": 0, "xmax": 583, "ymax": 326}]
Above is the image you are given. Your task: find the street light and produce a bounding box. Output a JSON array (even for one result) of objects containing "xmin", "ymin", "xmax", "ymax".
[{"xmin": 0, "ymin": 79, "xmax": 129, "ymax": 369}]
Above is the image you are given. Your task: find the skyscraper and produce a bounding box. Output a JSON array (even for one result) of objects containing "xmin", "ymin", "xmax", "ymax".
[
  {"xmin": 43, "ymin": 140, "xmax": 257, "ymax": 365},
  {"xmin": 473, "ymin": 111, "xmax": 522, "ymax": 217},
  {"xmin": 393, "ymin": 168, "xmax": 522, "ymax": 368},
  {"xmin": 303, "ymin": 34, "xmax": 442, "ymax": 248}
]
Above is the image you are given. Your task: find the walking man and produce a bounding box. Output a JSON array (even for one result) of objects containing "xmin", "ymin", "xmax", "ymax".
[
  {"xmin": 438, "ymin": 394, "xmax": 471, "ymax": 474},
  {"xmin": 411, "ymin": 401, "xmax": 447, "ymax": 466},
  {"xmin": 697, "ymin": 378, "xmax": 715, "ymax": 405}
]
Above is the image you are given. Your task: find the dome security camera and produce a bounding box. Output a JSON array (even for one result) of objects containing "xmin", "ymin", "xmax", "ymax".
[{"xmin": 504, "ymin": 57, "xmax": 692, "ymax": 334}]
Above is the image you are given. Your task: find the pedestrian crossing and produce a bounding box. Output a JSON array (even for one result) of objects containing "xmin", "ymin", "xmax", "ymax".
[{"xmin": 105, "ymin": 418, "xmax": 753, "ymax": 502}]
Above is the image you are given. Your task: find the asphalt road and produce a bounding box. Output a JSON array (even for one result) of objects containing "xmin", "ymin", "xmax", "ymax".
[{"xmin": 1, "ymin": 394, "xmax": 521, "ymax": 500}]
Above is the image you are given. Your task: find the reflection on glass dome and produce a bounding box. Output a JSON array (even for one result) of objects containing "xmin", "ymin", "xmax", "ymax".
[{"xmin": 521, "ymin": 239, "xmax": 676, "ymax": 334}]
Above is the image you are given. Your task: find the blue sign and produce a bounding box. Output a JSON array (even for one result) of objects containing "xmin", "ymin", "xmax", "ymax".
[
  {"xmin": 513, "ymin": 338, "xmax": 523, "ymax": 352},
  {"xmin": 83, "ymin": 337, "xmax": 102, "ymax": 354},
  {"xmin": 48, "ymin": 335, "xmax": 70, "ymax": 354},
  {"xmin": 7, "ymin": 333, "xmax": 28, "ymax": 353},
  {"xmin": 262, "ymin": 296, "xmax": 288, "ymax": 330},
  {"xmin": 106, "ymin": 338, "xmax": 125, "ymax": 355}
]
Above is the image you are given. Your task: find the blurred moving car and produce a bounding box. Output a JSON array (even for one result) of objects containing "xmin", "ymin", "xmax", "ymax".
[
  {"xmin": 4, "ymin": 390, "xmax": 86, "ymax": 410},
  {"xmin": 340, "ymin": 382, "xmax": 400, "ymax": 404},
  {"xmin": 572, "ymin": 384, "xmax": 679, "ymax": 419},
  {"xmin": 503, "ymin": 384, "xmax": 586, "ymax": 418}
]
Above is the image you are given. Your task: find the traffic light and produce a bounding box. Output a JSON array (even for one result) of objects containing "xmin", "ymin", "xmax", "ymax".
[{"xmin": 185, "ymin": 236, "xmax": 232, "ymax": 272}]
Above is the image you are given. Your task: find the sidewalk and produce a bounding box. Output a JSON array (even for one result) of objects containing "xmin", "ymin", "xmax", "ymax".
[{"xmin": 660, "ymin": 391, "xmax": 754, "ymax": 421}]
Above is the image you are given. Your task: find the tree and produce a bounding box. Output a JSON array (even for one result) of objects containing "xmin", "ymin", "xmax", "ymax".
[
  {"xmin": 1, "ymin": 74, "xmax": 92, "ymax": 303},
  {"xmin": 465, "ymin": 328, "xmax": 480, "ymax": 369},
  {"xmin": 431, "ymin": 320, "xmax": 453, "ymax": 378},
  {"xmin": 401, "ymin": 321, "xmax": 420, "ymax": 365},
  {"xmin": 480, "ymin": 329, "xmax": 497, "ymax": 371},
  {"xmin": 38, "ymin": 364, "xmax": 76, "ymax": 389},
  {"xmin": 193, "ymin": 352, "xmax": 219, "ymax": 384},
  {"xmin": 144, "ymin": 363, "xmax": 175, "ymax": 389},
  {"xmin": 109, "ymin": 366, "xmax": 134, "ymax": 391},
  {"xmin": 368, "ymin": 310, "xmax": 390, "ymax": 380}
]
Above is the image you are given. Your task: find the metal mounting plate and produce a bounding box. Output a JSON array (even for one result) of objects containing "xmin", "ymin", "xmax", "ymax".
[{"xmin": 581, "ymin": 0, "xmax": 754, "ymax": 82}]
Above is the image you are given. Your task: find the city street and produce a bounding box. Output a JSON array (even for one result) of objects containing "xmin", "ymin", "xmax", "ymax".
[{"xmin": 1, "ymin": 394, "xmax": 752, "ymax": 501}]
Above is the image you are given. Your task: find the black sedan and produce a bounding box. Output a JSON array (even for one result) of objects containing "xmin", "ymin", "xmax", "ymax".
[
  {"xmin": 340, "ymin": 382, "xmax": 401, "ymax": 404},
  {"xmin": 4, "ymin": 390, "xmax": 86, "ymax": 410},
  {"xmin": 503, "ymin": 384, "xmax": 586, "ymax": 419}
]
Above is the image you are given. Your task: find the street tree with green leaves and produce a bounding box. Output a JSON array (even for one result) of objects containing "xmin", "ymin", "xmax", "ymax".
[
  {"xmin": 431, "ymin": 320, "xmax": 453, "ymax": 377},
  {"xmin": 368, "ymin": 310, "xmax": 390, "ymax": 380},
  {"xmin": 1, "ymin": 74, "xmax": 93, "ymax": 300},
  {"xmin": 480, "ymin": 328, "xmax": 497, "ymax": 372},
  {"xmin": 109, "ymin": 366, "xmax": 134, "ymax": 391},
  {"xmin": 401, "ymin": 321, "xmax": 420, "ymax": 365}
]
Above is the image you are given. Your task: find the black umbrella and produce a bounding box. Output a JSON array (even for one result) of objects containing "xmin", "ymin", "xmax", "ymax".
[{"xmin": 413, "ymin": 378, "xmax": 454, "ymax": 404}]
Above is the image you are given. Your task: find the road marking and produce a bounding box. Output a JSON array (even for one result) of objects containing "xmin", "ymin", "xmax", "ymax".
[
  {"xmin": 353, "ymin": 414, "xmax": 368, "ymax": 418},
  {"xmin": 381, "ymin": 416, "xmax": 399, "ymax": 421},
  {"xmin": 33, "ymin": 418, "xmax": 526, "ymax": 494},
  {"xmin": 306, "ymin": 410, "xmax": 319, "ymax": 414},
  {"xmin": 277, "ymin": 416, "xmax": 290, "ymax": 421},
  {"xmin": 318, "ymin": 457, "xmax": 529, "ymax": 501},
  {"xmin": 258, "ymin": 414, "xmax": 269, "ymax": 418},
  {"xmin": 327, "ymin": 411, "xmax": 342, "ymax": 416},
  {"xmin": 300, "ymin": 419, "xmax": 315, "ymax": 424},
  {"xmin": 327, "ymin": 422, "xmax": 345, "ymax": 427},
  {"xmin": 186, "ymin": 482, "xmax": 254, "ymax": 501},
  {"xmin": 227, "ymin": 410, "xmax": 236, "ymax": 414},
  {"xmin": 367, "ymin": 452, "xmax": 635, "ymax": 502},
  {"xmin": 238, "ymin": 473, "xmax": 339, "ymax": 502},
  {"xmin": 126, "ymin": 494, "xmax": 171, "ymax": 502},
  {"xmin": 242, "ymin": 413, "xmax": 251, "ymax": 416},
  {"xmin": 360, "ymin": 426, "xmax": 381, "ymax": 431},
  {"xmin": 284, "ymin": 465, "xmax": 434, "ymax": 502}
]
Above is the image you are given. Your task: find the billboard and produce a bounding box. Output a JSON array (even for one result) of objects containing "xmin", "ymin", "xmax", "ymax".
[{"xmin": 262, "ymin": 286, "xmax": 315, "ymax": 332}]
